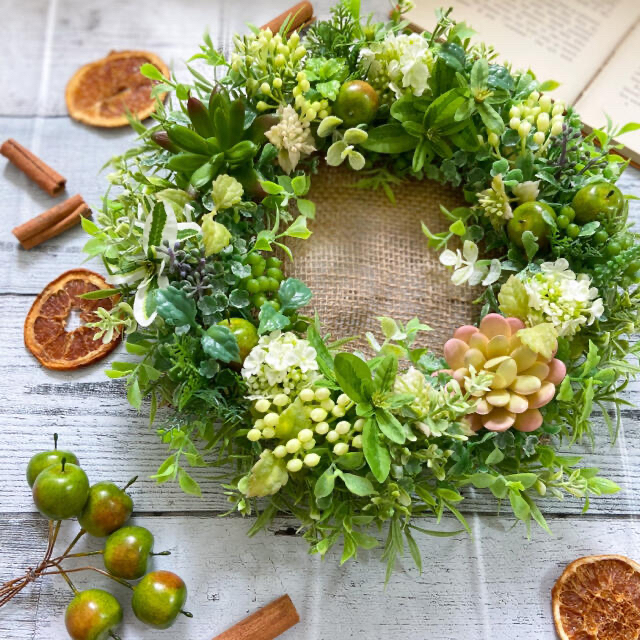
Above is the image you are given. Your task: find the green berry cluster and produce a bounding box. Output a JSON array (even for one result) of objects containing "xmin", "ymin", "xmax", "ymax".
[{"xmin": 240, "ymin": 253, "xmax": 284, "ymax": 309}]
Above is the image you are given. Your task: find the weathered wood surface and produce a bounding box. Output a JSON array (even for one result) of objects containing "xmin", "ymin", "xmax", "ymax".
[{"xmin": 0, "ymin": 1, "xmax": 639, "ymax": 638}]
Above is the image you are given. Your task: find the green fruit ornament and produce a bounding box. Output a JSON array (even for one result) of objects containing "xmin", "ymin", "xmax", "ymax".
[
  {"xmin": 572, "ymin": 182, "xmax": 624, "ymax": 225},
  {"xmin": 65, "ymin": 589, "xmax": 123, "ymax": 640},
  {"xmin": 26, "ymin": 433, "xmax": 78, "ymax": 488},
  {"xmin": 507, "ymin": 201, "xmax": 557, "ymax": 249},
  {"xmin": 32, "ymin": 458, "xmax": 89, "ymax": 520},
  {"xmin": 78, "ymin": 480, "xmax": 134, "ymax": 537},
  {"xmin": 218, "ymin": 318, "xmax": 259, "ymax": 362},
  {"xmin": 131, "ymin": 570, "xmax": 188, "ymax": 629},
  {"xmin": 333, "ymin": 80, "xmax": 379, "ymax": 127},
  {"xmin": 104, "ymin": 525, "xmax": 155, "ymax": 580}
]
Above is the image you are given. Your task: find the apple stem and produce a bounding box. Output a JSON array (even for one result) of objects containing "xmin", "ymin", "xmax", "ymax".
[
  {"xmin": 181, "ymin": 609, "xmax": 194, "ymax": 618},
  {"xmin": 122, "ymin": 475, "xmax": 138, "ymax": 491},
  {"xmin": 40, "ymin": 566, "xmax": 135, "ymax": 590},
  {"xmin": 61, "ymin": 457, "xmax": 66, "ymax": 473},
  {"xmin": 53, "ymin": 432, "xmax": 58, "ymax": 450},
  {"xmin": 151, "ymin": 550, "xmax": 171, "ymax": 556},
  {"xmin": 109, "ymin": 632, "xmax": 122, "ymax": 640},
  {"xmin": 61, "ymin": 550, "xmax": 103, "ymax": 559},
  {"xmin": 54, "ymin": 564, "xmax": 79, "ymax": 595},
  {"xmin": 59, "ymin": 529, "xmax": 86, "ymax": 559}
]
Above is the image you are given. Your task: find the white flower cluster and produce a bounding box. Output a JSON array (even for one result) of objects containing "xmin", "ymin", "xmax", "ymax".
[
  {"xmin": 242, "ymin": 330, "xmax": 319, "ymax": 398},
  {"xmin": 265, "ymin": 104, "xmax": 316, "ymax": 174},
  {"xmin": 360, "ymin": 32, "xmax": 432, "ymax": 99},
  {"xmin": 524, "ymin": 259, "xmax": 604, "ymax": 337}
]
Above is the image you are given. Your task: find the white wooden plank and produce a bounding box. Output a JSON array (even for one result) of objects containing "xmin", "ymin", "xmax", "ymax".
[{"xmin": 1, "ymin": 513, "xmax": 639, "ymax": 640}]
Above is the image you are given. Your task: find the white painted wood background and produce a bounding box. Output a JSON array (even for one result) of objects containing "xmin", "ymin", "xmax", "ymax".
[{"xmin": 1, "ymin": 1, "xmax": 639, "ymax": 638}]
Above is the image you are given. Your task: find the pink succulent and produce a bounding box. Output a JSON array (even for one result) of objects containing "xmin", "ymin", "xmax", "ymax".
[{"xmin": 444, "ymin": 314, "xmax": 566, "ymax": 433}]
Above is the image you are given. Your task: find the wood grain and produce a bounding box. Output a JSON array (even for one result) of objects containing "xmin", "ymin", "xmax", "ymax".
[{"xmin": 1, "ymin": 1, "xmax": 640, "ymax": 639}]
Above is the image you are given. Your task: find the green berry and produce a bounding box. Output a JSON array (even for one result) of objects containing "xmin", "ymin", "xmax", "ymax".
[
  {"xmin": 560, "ymin": 205, "xmax": 575, "ymax": 221},
  {"xmin": 621, "ymin": 234, "xmax": 634, "ymax": 249},
  {"xmin": 594, "ymin": 230, "xmax": 608, "ymax": 245},
  {"xmin": 606, "ymin": 241, "xmax": 621, "ymax": 257},
  {"xmin": 245, "ymin": 253, "xmax": 262, "ymax": 266},
  {"xmin": 266, "ymin": 257, "xmax": 282, "ymax": 269},
  {"xmin": 557, "ymin": 215, "xmax": 570, "ymax": 229},
  {"xmin": 270, "ymin": 300, "xmax": 281, "ymax": 311},
  {"xmin": 566, "ymin": 223, "xmax": 580, "ymax": 239},
  {"xmin": 252, "ymin": 293, "xmax": 268, "ymax": 308},
  {"xmin": 251, "ymin": 260, "xmax": 266, "ymax": 277},
  {"xmin": 294, "ymin": 320, "xmax": 308, "ymax": 332},
  {"xmin": 624, "ymin": 260, "xmax": 640, "ymax": 276},
  {"xmin": 266, "ymin": 267, "xmax": 284, "ymax": 282},
  {"xmin": 257, "ymin": 275, "xmax": 270, "ymax": 292},
  {"xmin": 245, "ymin": 278, "xmax": 260, "ymax": 294},
  {"xmin": 265, "ymin": 277, "xmax": 280, "ymax": 292}
]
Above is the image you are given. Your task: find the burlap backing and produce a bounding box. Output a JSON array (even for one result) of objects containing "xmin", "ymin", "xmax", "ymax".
[{"xmin": 285, "ymin": 166, "xmax": 478, "ymax": 353}]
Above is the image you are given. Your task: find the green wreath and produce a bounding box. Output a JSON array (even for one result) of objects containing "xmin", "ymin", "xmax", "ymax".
[{"xmin": 85, "ymin": 2, "xmax": 640, "ymax": 575}]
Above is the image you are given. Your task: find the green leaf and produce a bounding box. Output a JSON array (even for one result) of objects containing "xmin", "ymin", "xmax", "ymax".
[
  {"xmin": 307, "ymin": 324, "xmax": 334, "ymax": 379},
  {"xmin": 127, "ymin": 379, "xmax": 142, "ymax": 410},
  {"xmin": 485, "ymin": 448, "xmax": 504, "ymax": 464},
  {"xmin": 360, "ymin": 124, "xmax": 418, "ymax": 154},
  {"xmin": 140, "ymin": 63, "xmax": 167, "ymax": 81},
  {"xmin": 618, "ymin": 122, "xmax": 640, "ymax": 136},
  {"xmin": 405, "ymin": 527, "xmax": 422, "ymax": 574},
  {"xmin": 362, "ymin": 418, "xmax": 390, "ymax": 483},
  {"xmin": 373, "ymin": 355, "xmax": 397, "ymax": 393},
  {"xmin": 498, "ymin": 275, "xmax": 528, "ymax": 319},
  {"xmin": 78, "ymin": 288, "xmax": 120, "ymax": 300},
  {"xmin": 335, "ymin": 452, "xmax": 365, "ymax": 470},
  {"xmin": 283, "ymin": 215, "xmax": 311, "ymax": 239},
  {"xmin": 509, "ymin": 489, "xmax": 531, "ymax": 521},
  {"xmin": 505, "ymin": 473, "xmax": 538, "ymax": 489},
  {"xmin": 521, "ymin": 230, "xmax": 539, "ymax": 260},
  {"xmin": 155, "ymin": 287, "xmax": 197, "ymax": 328},
  {"xmin": 178, "ymin": 470, "xmax": 202, "ymax": 497},
  {"xmin": 517, "ymin": 323, "xmax": 558, "ymax": 360},
  {"xmin": 315, "ymin": 466, "xmax": 336, "ymax": 498},
  {"xmin": 201, "ymin": 325, "xmax": 240, "ymax": 363},
  {"xmin": 557, "ymin": 376, "xmax": 573, "ymax": 402},
  {"xmin": 588, "ymin": 477, "xmax": 620, "ymax": 495},
  {"xmin": 278, "ymin": 278, "xmax": 312, "ymax": 313},
  {"xmin": 259, "ymin": 180, "xmax": 284, "ymax": 195},
  {"xmin": 145, "ymin": 202, "xmax": 167, "ymax": 251},
  {"xmin": 334, "ymin": 353, "xmax": 374, "ymax": 403},
  {"xmin": 470, "ymin": 58, "xmax": 488, "ymax": 92},
  {"xmin": 538, "ymin": 79, "xmax": 560, "ymax": 92},
  {"xmin": 467, "ymin": 473, "xmax": 496, "ymax": 488},
  {"xmin": 477, "ymin": 102, "xmax": 504, "ymax": 134},
  {"xmin": 296, "ymin": 198, "xmax": 316, "ymax": 218},
  {"xmin": 254, "ymin": 230, "xmax": 275, "ymax": 252},
  {"xmin": 258, "ymin": 301, "xmax": 290, "ymax": 334},
  {"xmin": 340, "ymin": 473, "xmax": 376, "ymax": 496},
  {"xmin": 375, "ymin": 409, "xmax": 405, "ymax": 445}
]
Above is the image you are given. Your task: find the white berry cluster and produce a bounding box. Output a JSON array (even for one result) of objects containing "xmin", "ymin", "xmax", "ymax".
[
  {"xmin": 498, "ymin": 92, "xmax": 566, "ymax": 154},
  {"xmin": 231, "ymin": 29, "xmax": 307, "ymax": 102},
  {"xmin": 246, "ymin": 388, "xmax": 361, "ymax": 474}
]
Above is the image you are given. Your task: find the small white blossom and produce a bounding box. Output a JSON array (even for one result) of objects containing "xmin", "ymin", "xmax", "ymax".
[
  {"xmin": 242, "ymin": 331, "xmax": 319, "ymax": 398},
  {"xmin": 477, "ymin": 175, "xmax": 513, "ymax": 228},
  {"xmin": 360, "ymin": 33, "xmax": 432, "ymax": 98},
  {"xmin": 439, "ymin": 241, "xmax": 500, "ymax": 287},
  {"xmin": 264, "ymin": 105, "xmax": 316, "ymax": 174},
  {"xmin": 512, "ymin": 180, "xmax": 540, "ymax": 203},
  {"xmin": 523, "ymin": 258, "xmax": 604, "ymax": 337}
]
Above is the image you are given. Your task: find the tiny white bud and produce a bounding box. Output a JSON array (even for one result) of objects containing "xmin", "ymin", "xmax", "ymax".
[
  {"xmin": 326, "ymin": 430, "xmax": 339, "ymax": 443},
  {"xmin": 273, "ymin": 393, "xmax": 290, "ymax": 407},
  {"xmin": 488, "ymin": 132, "xmax": 499, "ymax": 147},
  {"xmin": 318, "ymin": 109, "xmax": 329, "ymax": 119},
  {"xmin": 299, "ymin": 388, "xmax": 315, "ymax": 403},
  {"xmin": 262, "ymin": 427, "xmax": 276, "ymax": 439},
  {"xmin": 533, "ymin": 131, "xmax": 546, "ymax": 145},
  {"xmin": 314, "ymin": 387, "xmax": 330, "ymax": 401},
  {"xmin": 287, "ymin": 458, "xmax": 303, "ymax": 472},
  {"xmin": 509, "ymin": 117, "xmax": 521, "ymax": 130},
  {"xmin": 509, "ymin": 106, "xmax": 520, "ymax": 119},
  {"xmin": 552, "ymin": 102, "xmax": 565, "ymax": 116},
  {"xmin": 321, "ymin": 398, "xmax": 335, "ymax": 411},
  {"xmin": 536, "ymin": 112, "xmax": 550, "ymax": 133},
  {"xmin": 333, "ymin": 443, "xmax": 349, "ymax": 456},
  {"xmin": 296, "ymin": 70, "xmax": 306, "ymax": 81},
  {"xmin": 518, "ymin": 121, "xmax": 531, "ymax": 138},
  {"xmin": 260, "ymin": 82, "xmax": 270, "ymax": 94},
  {"xmin": 337, "ymin": 394, "xmax": 350, "ymax": 407},
  {"xmin": 315, "ymin": 422, "xmax": 329, "ymax": 435},
  {"xmin": 247, "ymin": 429, "xmax": 261, "ymax": 442},
  {"xmin": 304, "ymin": 453, "xmax": 320, "ymax": 467},
  {"xmin": 331, "ymin": 406, "xmax": 346, "ymax": 417},
  {"xmin": 286, "ymin": 439, "xmax": 301, "ymax": 454},
  {"xmin": 529, "ymin": 90, "xmax": 540, "ymax": 102},
  {"xmin": 254, "ymin": 419, "xmax": 265, "ymax": 430},
  {"xmin": 539, "ymin": 95, "xmax": 552, "ymax": 112},
  {"xmin": 264, "ymin": 412, "xmax": 280, "ymax": 428},
  {"xmin": 273, "ymin": 445, "xmax": 287, "ymax": 458},
  {"xmin": 336, "ymin": 421, "xmax": 351, "ymax": 435},
  {"xmin": 255, "ymin": 398, "xmax": 270, "ymax": 413},
  {"xmin": 551, "ymin": 121, "xmax": 563, "ymax": 135},
  {"xmin": 273, "ymin": 77, "xmax": 283, "ymax": 89},
  {"xmin": 298, "ymin": 428, "xmax": 314, "ymax": 443},
  {"xmin": 310, "ymin": 408, "xmax": 328, "ymax": 423},
  {"xmin": 352, "ymin": 435, "xmax": 363, "ymax": 448},
  {"xmin": 275, "ymin": 54, "xmax": 286, "ymax": 67},
  {"xmin": 354, "ymin": 418, "xmax": 365, "ymax": 432},
  {"xmin": 302, "ymin": 439, "xmax": 316, "ymax": 450}
]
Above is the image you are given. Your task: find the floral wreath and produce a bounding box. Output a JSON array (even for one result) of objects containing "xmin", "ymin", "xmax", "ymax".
[{"xmin": 85, "ymin": 1, "xmax": 640, "ymax": 575}]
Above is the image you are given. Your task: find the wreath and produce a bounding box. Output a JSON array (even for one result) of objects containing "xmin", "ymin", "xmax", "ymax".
[{"xmin": 85, "ymin": 1, "xmax": 640, "ymax": 576}]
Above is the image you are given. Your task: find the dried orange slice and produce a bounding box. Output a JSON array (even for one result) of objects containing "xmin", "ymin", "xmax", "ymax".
[
  {"xmin": 65, "ymin": 50, "xmax": 169, "ymax": 128},
  {"xmin": 552, "ymin": 554, "xmax": 640, "ymax": 640},
  {"xmin": 24, "ymin": 269, "xmax": 120, "ymax": 370}
]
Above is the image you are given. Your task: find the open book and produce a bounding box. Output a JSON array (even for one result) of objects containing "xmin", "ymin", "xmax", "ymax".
[{"xmin": 404, "ymin": 0, "xmax": 640, "ymax": 164}]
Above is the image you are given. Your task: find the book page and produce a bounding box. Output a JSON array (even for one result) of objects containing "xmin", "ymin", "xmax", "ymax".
[
  {"xmin": 575, "ymin": 23, "xmax": 640, "ymax": 162},
  {"xmin": 405, "ymin": 0, "xmax": 640, "ymax": 105}
]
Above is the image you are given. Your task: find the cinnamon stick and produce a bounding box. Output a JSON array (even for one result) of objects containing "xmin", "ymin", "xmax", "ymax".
[
  {"xmin": 211, "ymin": 595, "xmax": 300, "ymax": 640},
  {"xmin": 15, "ymin": 201, "xmax": 91, "ymax": 250},
  {"xmin": 1, "ymin": 139, "xmax": 66, "ymax": 196},
  {"xmin": 12, "ymin": 194, "xmax": 84, "ymax": 245},
  {"xmin": 261, "ymin": 1, "xmax": 314, "ymax": 34}
]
